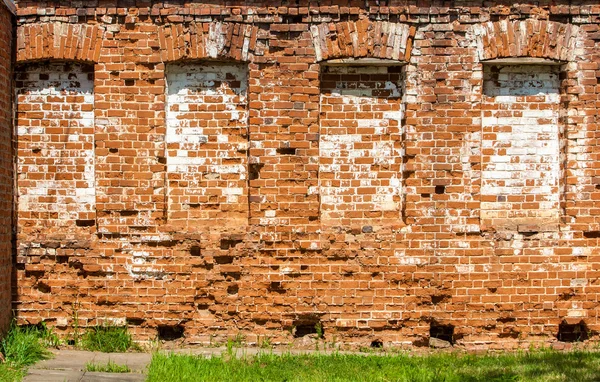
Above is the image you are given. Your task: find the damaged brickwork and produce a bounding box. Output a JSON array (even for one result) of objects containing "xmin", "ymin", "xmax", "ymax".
[{"xmin": 8, "ymin": 0, "xmax": 600, "ymax": 350}]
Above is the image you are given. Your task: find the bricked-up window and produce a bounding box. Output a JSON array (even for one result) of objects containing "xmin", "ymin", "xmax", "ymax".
[
  {"xmin": 165, "ymin": 62, "xmax": 249, "ymax": 229},
  {"xmin": 481, "ymin": 64, "xmax": 561, "ymax": 232},
  {"xmin": 319, "ymin": 65, "xmax": 404, "ymax": 227},
  {"xmin": 15, "ymin": 61, "xmax": 95, "ymax": 228}
]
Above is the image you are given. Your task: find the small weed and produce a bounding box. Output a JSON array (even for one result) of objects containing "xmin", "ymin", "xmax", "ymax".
[
  {"xmin": 85, "ymin": 360, "xmax": 131, "ymax": 373},
  {"xmin": 259, "ymin": 336, "xmax": 272, "ymax": 349},
  {"xmin": 315, "ymin": 322, "xmax": 323, "ymax": 339},
  {"xmin": 232, "ymin": 333, "xmax": 245, "ymax": 347},
  {"xmin": 71, "ymin": 299, "xmax": 81, "ymax": 347},
  {"xmin": 38, "ymin": 323, "xmax": 61, "ymax": 348},
  {"xmin": 81, "ymin": 325, "xmax": 137, "ymax": 353}
]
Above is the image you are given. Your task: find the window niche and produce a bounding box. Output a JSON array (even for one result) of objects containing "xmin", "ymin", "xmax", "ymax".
[
  {"xmin": 480, "ymin": 59, "xmax": 565, "ymax": 232},
  {"xmin": 318, "ymin": 59, "xmax": 406, "ymax": 229},
  {"xmin": 165, "ymin": 61, "xmax": 249, "ymax": 229}
]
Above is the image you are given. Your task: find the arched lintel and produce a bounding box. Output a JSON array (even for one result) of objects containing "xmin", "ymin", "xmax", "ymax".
[
  {"xmin": 16, "ymin": 22, "xmax": 104, "ymax": 64},
  {"xmin": 311, "ymin": 20, "xmax": 415, "ymax": 64},
  {"xmin": 475, "ymin": 20, "xmax": 579, "ymax": 63}
]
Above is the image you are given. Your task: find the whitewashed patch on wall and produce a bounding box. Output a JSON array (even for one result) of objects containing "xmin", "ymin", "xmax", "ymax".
[
  {"xmin": 319, "ymin": 65, "xmax": 404, "ymax": 228},
  {"xmin": 481, "ymin": 64, "xmax": 561, "ymax": 231},
  {"xmin": 16, "ymin": 61, "xmax": 95, "ymax": 228},
  {"xmin": 165, "ymin": 62, "xmax": 249, "ymax": 229}
]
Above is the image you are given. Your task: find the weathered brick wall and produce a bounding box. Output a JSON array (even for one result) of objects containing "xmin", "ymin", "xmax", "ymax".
[
  {"xmin": 10, "ymin": 0, "xmax": 600, "ymax": 349},
  {"xmin": 0, "ymin": 0, "xmax": 14, "ymax": 334}
]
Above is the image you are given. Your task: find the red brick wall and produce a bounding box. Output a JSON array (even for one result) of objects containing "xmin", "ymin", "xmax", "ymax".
[
  {"xmin": 0, "ymin": 1, "xmax": 13, "ymax": 334},
  {"xmin": 10, "ymin": 1, "xmax": 600, "ymax": 349}
]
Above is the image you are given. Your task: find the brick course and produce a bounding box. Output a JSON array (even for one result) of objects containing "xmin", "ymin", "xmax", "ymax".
[{"xmin": 9, "ymin": 1, "xmax": 600, "ymax": 349}]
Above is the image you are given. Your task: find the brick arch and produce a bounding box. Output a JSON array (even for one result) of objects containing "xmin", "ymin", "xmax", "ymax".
[
  {"xmin": 310, "ymin": 20, "xmax": 415, "ymax": 63},
  {"xmin": 16, "ymin": 22, "xmax": 104, "ymax": 63},
  {"xmin": 474, "ymin": 19, "xmax": 579, "ymax": 62},
  {"xmin": 158, "ymin": 21, "xmax": 260, "ymax": 62}
]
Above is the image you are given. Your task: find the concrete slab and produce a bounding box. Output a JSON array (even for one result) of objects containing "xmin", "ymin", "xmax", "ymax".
[
  {"xmin": 32, "ymin": 350, "xmax": 150, "ymax": 373},
  {"xmin": 23, "ymin": 368, "xmax": 85, "ymax": 382},
  {"xmin": 34, "ymin": 349, "xmax": 96, "ymax": 370}
]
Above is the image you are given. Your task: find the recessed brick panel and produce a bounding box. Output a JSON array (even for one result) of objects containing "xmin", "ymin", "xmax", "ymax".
[
  {"xmin": 15, "ymin": 61, "xmax": 95, "ymax": 228},
  {"xmin": 481, "ymin": 65, "xmax": 561, "ymax": 231},
  {"xmin": 166, "ymin": 62, "xmax": 248, "ymax": 228},
  {"xmin": 319, "ymin": 65, "xmax": 403, "ymax": 227}
]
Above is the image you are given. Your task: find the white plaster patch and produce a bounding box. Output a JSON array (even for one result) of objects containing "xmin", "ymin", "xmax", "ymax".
[
  {"xmin": 165, "ymin": 62, "xmax": 249, "ymax": 225},
  {"xmin": 16, "ymin": 62, "xmax": 95, "ymax": 226},
  {"xmin": 319, "ymin": 66, "xmax": 404, "ymax": 225},
  {"xmin": 481, "ymin": 65, "xmax": 560, "ymax": 230}
]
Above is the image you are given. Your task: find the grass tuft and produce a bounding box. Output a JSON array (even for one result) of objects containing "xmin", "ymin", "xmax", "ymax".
[
  {"xmin": 0, "ymin": 323, "xmax": 52, "ymax": 368},
  {"xmin": 81, "ymin": 325, "xmax": 137, "ymax": 353},
  {"xmin": 0, "ymin": 322, "xmax": 54, "ymax": 382},
  {"xmin": 85, "ymin": 360, "xmax": 131, "ymax": 373}
]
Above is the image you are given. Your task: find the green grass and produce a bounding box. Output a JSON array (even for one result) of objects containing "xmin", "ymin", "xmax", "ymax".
[
  {"xmin": 80, "ymin": 325, "xmax": 137, "ymax": 353},
  {"xmin": 0, "ymin": 323, "xmax": 54, "ymax": 382},
  {"xmin": 147, "ymin": 349, "xmax": 600, "ymax": 382},
  {"xmin": 85, "ymin": 360, "xmax": 131, "ymax": 373}
]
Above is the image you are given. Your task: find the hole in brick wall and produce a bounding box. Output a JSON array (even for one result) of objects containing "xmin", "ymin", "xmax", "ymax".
[
  {"xmin": 75, "ymin": 219, "xmax": 95, "ymax": 227},
  {"xmin": 276, "ymin": 147, "xmax": 296, "ymax": 155},
  {"xmin": 497, "ymin": 316, "xmax": 516, "ymax": 323},
  {"xmin": 558, "ymin": 290, "xmax": 575, "ymax": 301},
  {"xmin": 583, "ymin": 231, "xmax": 600, "ymax": 239},
  {"xmin": 222, "ymin": 272, "xmax": 241, "ymax": 280},
  {"xmin": 190, "ymin": 246, "xmax": 201, "ymax": 256},
  {"xmin": 498, "ymin": 328, "xmax": 520, "ymax": 339},
  {"xmin": 119, "ymin": 210, "xmax": 138, "ymax": 216},
  {"xmin": 284, "ymin": 14, "xmax": 304, "ymax": 23},
  {"xmin": 371, "ymin": 340, "xmax": 383, "ymax": 348},
  {"xmin": 293, "ymin": 316, "xmax": 323, "ymax": 338},
  {"xmin": 431, "ymin": 294, "xmax": 450, "ymax": 305},
  {"xmin": 227, "ymin": 284, "xmax": 239, "ymax": 295},
  {"xmin": 124, "ymin": 79, "xmax": 135, "ymax": 86},
  {"xmin": 127, "ymin": 318, "xmax": 145, "ymax": 326},
  {"xmin": 249, "ymin": 163, "xmax": 264, "ymax": 181},
  {"xmin": 268, "ymin": 281, "xmax": 286, "ymax": 293},
  {"xmin": 35, "ymin": 281, "xmax": 51, "ymax": 293},
  {"xmin": 220, "ymin": 238, "xmax": 243, "ymax": 250},
  {"xmin": 109, "ymin": 148, "xmax": 118, "ymax": 153},
  {"xmin": 294, "ymin": 322, "xmax": 322, "ymax": 338},
  {"xmin": 435, "ymin": 185, "xmax": 445, "ymax": 194},
  {"xmin": 215, "ymin": 256, "xmax": 234, "ymax": 264},
  {"xmin": 197, "ymin": 304, "xmax": 209, "ymax": 310},
  {"xmin": 56, "ymin": 256, "xmax": 69, "ymax": 264},
  {"xmin": 158, "ymin": 325, "xmax": 185, "ymax": 341},
  {"xmin": 421, "ymin": 193, "xmax": 431, "ymax": 198},
  {"xmin": 32, "ymin": 147, "xmax": 41, "ymax": 153},
  {"xmin": 557, "ymin": 321, "xmax": 589, "ymax": 342},
  {"xmin": 97, "ymin": 297, "xmax": 116, "ymax": 306},
  {"xmin": 430, "ymin": 322, "xmax": 454, "ymax": 344}
]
